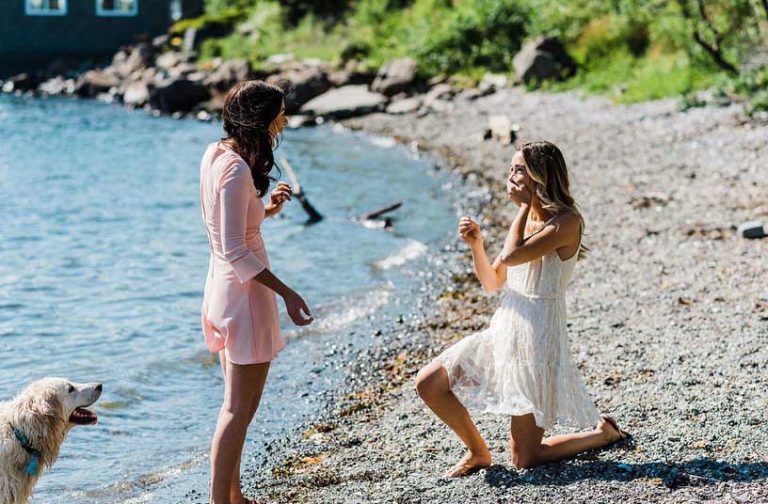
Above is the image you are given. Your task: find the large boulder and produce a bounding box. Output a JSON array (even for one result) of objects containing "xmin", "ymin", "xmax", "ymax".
[
  {"xmin": 268, "ymin": 66, "xmax": 331, "ymax": 114},
  {"xmin": 148, "ymin": 78, "xmax": 210, "ymax": 114},
  {"xmin": 38, "ymin": 76, "xmax": 76, "ymax": 96},
  {"xmin": 371, "ymin": 58, "xmax": 417, "ymax": 96},
  {"xmin": 1, "ymin": 73, "xmax": 40, "ymax": 93},
  {"xmin": 112, "ymin": 42, "xmax": 154, "ymax": 78},
  {"xmin": 386, "ymin": 96, "xmax": 423, "ymax": 115},
  {"xmin": 204, "ymin": 58, "xmax": 252, "ymax": 94},
  {"xmin": 300, "ymin": 85, "xmax": 388, "ymax": 119},
  {"xmin": 155, "ymin": 51, "xmax": 193, "ymax": 71},
  {"xmin": 123, "ymin": 80, "xmax": 151, "ymax": 107},
  {"xmin": 513, "ymin": 36, "xmax": 576, "ymax": 83},
  {"xmin": 421, "ymin": 83, "xmax": 455, "ymax": 113},
  {"xmin": 74, "ymin": 69, "xmax": 121, "ymax": 97}
]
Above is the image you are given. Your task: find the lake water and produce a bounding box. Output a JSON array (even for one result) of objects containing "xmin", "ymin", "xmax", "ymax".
[{"xmin": 0, "ymin": 96, "xmax": 457, "ymax": 502}]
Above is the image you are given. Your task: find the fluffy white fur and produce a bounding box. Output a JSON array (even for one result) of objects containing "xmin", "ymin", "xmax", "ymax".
[{"xmin": 0, "ymin": 378, "xmax": 102, "ymax": 504}]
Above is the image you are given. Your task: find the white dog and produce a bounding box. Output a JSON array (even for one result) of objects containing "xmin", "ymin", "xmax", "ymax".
[{"xmin": 0, "ymin": 378, "xmax": 102, "ymax": 504}]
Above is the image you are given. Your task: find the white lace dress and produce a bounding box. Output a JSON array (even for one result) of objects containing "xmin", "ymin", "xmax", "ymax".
[{"xmin": 435, "ymin": 248, "xmax": 600, "ymax": 430}]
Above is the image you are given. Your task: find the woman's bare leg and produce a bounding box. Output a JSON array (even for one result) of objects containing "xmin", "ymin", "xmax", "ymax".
[
  {"xmin": 217, "ymin": 353, "xmax": 243, "ymax": 503},
  {"xmin": 508, "ymin": 414, "xmax": 624, "ymax": 469},
  {"xmin": 210, "ymin": 351, "xmax": 270, "ymax": 504},
  {"xmin": 415, "ymin": 360, "xmax": 491, "ymax": 477}
]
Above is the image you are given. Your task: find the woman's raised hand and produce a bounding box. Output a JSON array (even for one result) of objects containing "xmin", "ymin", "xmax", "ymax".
[
  {"xmin": 267, "ymin": 182, "xmax": 293, "ymax": 215},
  {"xmin": 506, "ymin": 179, "xmax": 532, "ymax": 207},
  {"xmin": 283, "ymin": 289, "xmax": 313, "ymax": 326},
  {"xmin": 459, "ymin": 216, "xmax": 482, "ymax": 245}
]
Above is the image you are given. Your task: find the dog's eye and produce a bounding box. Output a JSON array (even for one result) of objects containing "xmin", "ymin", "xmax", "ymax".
[{"xmin": 66, "ymin": 384, "xmax": 75, "ymax": 393}]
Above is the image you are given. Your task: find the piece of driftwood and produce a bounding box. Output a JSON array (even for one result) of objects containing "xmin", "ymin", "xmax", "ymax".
[
  {"xmin": 278, "ymin": 157, "xmax": 323, "ymax": 224},
  {"xmin": 360, "ymin": 202, "xmax": 402, "ymax": 221}
]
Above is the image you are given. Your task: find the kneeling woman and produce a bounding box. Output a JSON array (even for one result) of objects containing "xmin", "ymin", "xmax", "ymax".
[{"xmin": 415, "ymin": 140, "xmax": 628, "ymax": 477}]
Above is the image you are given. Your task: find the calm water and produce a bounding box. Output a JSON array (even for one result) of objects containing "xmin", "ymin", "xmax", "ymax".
[{"xmin": 0, "ymin": 96, "xmax": 457, "ymax": 502}]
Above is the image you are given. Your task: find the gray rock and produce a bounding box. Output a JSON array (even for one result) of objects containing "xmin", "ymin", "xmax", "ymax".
[
  {"xmin": 421, "ymin": 83, "xmax": 455, "ymax": 113},
  {"xmin": 737, "ymin": 220, "xmax": 766, "ymax": 239},
  {"xmin": 1, "ymin": 73, "xmax": 39, "ymax": 93},
  {"xmin": 111, "ymin": 43, "xmax": 154, "ymax": 79},
  {"xmin": 148, "ymin": 78, "xmax": 210, "ymax": 114},
  {"xmin": 480, "ymin": 73, "xmax": 509, "ymax": 93},
  {"xmin": 371, "ymin": 58, "xmax": 418, "ymax": 96},
  {"xmin": 155, "ymin": 51, "xmax": 192, "ymax": 71},
  {"xmin": 484, "ymin": 115, "xmax": 518, "ymax": 145},
  {"xmin": 165, "ymin": 62, "xmax": 199, "ymax": 79},
  {"xmin": 204, "ymin": 58, "xmax": 252, "ymax": 94},
  {"xmin": 300, "ymin": 85, "xmax": 388, "ymax": 119},
  {"xmin": 38, "ymin": 76, "xmax": 75, "ymax": 96},
  {"xmin": 123, "ymin": 80, "xmax": 151, "ymax": 107},
  {"xmin": 152, "ymin": 34, "xmax": 170, "ymax": 49},
  {"xmin": 513, "ymin": 36, "xmax": 576, "ymax": 83},
  {"xmin": 386, "ymin": 96, "xmax": 423, "ymax": 115},
  {"xmin": 268, "ymin": 67, "xmax": 332, "ymax": 114},
  {"xmin": 74, "ymin": 69, "xmax": 121, "ymax": 97}
]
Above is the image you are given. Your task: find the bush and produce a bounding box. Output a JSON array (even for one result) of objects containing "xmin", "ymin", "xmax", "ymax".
[{"xmin": 415, "ymin": 0, "xmax": 529, "ymax": 75}]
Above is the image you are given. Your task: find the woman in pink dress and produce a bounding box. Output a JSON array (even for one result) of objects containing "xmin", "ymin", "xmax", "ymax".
[{"xmin": 199, "ymin": 80, "xmax": 313, "ymax": 504}]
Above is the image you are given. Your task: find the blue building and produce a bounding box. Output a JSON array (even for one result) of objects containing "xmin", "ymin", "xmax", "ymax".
[{"xmin": 0, "ymin": 0, "xmax": 204, "ymax": 77}]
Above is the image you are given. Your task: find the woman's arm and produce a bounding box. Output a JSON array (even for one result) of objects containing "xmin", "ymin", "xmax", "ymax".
[
  {"xmin": 220, "ymin": 163, "xmax": 312, "ymax": 325},
  {"xmin": 220, "ymin": 162, "xmax": 268, "ymax": 283},
  {"xmin": 498, "ymin": 204, "xmax": 578, "ymax": 266},
  {"xmin": 460, "ymin": 216, "xmax": 507, "ymax": 292}
]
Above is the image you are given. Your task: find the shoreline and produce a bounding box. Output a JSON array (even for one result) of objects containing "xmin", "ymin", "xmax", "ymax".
[{"xmin": 242, "ymin": 87, "xmax": 767, "ymax": 503}]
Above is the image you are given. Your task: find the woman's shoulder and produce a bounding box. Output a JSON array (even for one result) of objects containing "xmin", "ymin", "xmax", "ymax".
[
  {"xmin": 547, "ymin": 210, "xmax": 580, "ymax": 229},
  {"xmin": 211, "ymin": 142, "xmax": 249, "ymax": 172}
]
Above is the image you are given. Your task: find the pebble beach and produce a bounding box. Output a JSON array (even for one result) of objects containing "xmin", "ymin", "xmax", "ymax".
[{"xmin": 239, "ymin": 87, "xmax": 768, "ymax": 503}]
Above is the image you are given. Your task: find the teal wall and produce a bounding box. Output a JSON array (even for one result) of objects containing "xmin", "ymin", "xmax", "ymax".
[{"xmin": 0, "ymin": 0, "xmax": 203, "ymax": 77}]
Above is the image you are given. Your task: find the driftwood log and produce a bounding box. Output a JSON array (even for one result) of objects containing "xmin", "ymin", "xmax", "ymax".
[
  {"xmin": 360, "ymin": 202, "xmax": 402, "ymax": 221},
  {"xmin": 278, "ymin": 157, "xmax": 323, "ymax": 224}
]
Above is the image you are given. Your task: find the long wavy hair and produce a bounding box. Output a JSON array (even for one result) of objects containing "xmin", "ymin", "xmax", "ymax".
[
  {"xmin": 519, "ymin": 140, "xmax": 587, "ymax": 259},
  {"xmin": 221, "ymin": 80, "xmax": 284, "ymax": 196}
]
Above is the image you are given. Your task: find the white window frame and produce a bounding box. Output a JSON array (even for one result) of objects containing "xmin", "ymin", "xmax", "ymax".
[
  {"xmin": 95, "ymin": 0, "xmax": 138, "ymax": 17},
  {"xmin": 25, "ymin": 0, "xmax": 68, "ymax": 16}
]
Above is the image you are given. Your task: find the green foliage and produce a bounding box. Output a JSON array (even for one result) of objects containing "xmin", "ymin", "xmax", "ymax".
[
  {"xmin": 194, "ymin": 0, "xmax": 768, "ymax": 103},
  {"xmin": 414, "ymin": 0, "xmax": 529, "ymax": 75}
]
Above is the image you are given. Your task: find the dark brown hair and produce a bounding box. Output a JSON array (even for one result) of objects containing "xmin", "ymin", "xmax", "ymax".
[{"xmin": 221, "ymin": 80, "xmax": 284, "ymax": 196}]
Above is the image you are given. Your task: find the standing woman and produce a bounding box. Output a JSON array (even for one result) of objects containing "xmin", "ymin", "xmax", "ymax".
[
  {"xmin": 415, "ymin": 140, "xmax": 628, "ymax": 477},
  {"xmin": 199, "ymin": 80, "xmax": 313, "ymax": 504}
]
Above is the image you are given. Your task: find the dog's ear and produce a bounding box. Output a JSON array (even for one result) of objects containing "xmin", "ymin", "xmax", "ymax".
[
  {"xmin": 14, "ymin": 384, "xmax": 67, "ymax": 469},
  {"xmin": 14, "ymin": 385, "xmax": 66, "ymax": 439},
  {"xmin": 19, "ymin": 386, "xmax": 64, "ymax": 421}
]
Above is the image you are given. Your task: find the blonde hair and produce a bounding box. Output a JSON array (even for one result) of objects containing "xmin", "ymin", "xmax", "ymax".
[{"xmin": 519, "ymin": 140, "xmax": 587, "ymax": 259}]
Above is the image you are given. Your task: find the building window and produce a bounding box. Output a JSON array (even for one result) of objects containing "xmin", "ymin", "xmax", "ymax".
[
  {"xmin": 96, "ymin": 0, "xmax": 138, "ymax": 16},
  {"xmin": 25, "ymin": 0, "xmax": 68, "ymax": 15},
  {"xmin": 170, "ymin": 0, "xmax": 181, "ymax": 21}
]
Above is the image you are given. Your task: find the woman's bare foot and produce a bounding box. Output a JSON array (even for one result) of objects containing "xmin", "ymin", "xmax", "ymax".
[
  {"xmin": 598, "ymin": 415, "xmax": 629, "ymax": 444},
  {"xmin": 445, "ymin": 450, "xmax": 493, "ymax": 478}
]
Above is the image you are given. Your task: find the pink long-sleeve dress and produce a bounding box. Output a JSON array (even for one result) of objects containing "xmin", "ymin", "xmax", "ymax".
[{"xmin": 199, "ymin": 142, "xmax": 285, "ymax": 364}]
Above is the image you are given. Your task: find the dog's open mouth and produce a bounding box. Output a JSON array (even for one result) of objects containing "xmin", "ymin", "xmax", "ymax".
[{"xmin": 69, "ymin": 407, "xmax": 98, "ymax": 425}]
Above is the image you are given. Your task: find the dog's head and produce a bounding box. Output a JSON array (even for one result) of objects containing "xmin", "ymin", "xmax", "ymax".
[
  {"xmin": 7, "ymin": 379, "xmax": 102, "ymax": 492},
  {"xmin": 14, "ymin": 378, "xmax": 102, "ymax": 429}
]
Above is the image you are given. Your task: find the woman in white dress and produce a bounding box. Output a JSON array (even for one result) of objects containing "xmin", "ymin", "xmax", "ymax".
[{"xmin": 415, "ymin": 140, "xmax": 628, "ymax": 477}]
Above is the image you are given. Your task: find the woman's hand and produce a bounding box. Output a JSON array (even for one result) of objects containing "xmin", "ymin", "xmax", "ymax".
[
  {"xmin": 265, "ymin": 182, "xmax": 293, "ymax": 217},
  {"xmin": 459, "ymin": 216, "xmax": 483, "ymax": 246},
  {"xmin": 506, "ymin": 180, "xmax": 532, "ymax": 207},
  {"xmin": 283, "ymin": 289, "xmax": 313, "ymax": 326}
]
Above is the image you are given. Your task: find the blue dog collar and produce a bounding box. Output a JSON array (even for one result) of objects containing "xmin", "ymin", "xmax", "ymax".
[{"xmin": 11, "ymin": 425, "xmax": 42, "ymax": 476}]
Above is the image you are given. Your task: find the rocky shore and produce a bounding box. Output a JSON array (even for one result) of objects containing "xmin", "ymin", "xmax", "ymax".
[
  {"xmin": 0, "ymin": 36, "xmax": 581, "ymax": 127},
  {"xmin": 236, "ymin": 89, "xmax": 767, "ymax": 503},
  {"xmin": 5, "ymin": 41, "xmax": 765, "ymax": 504}
]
